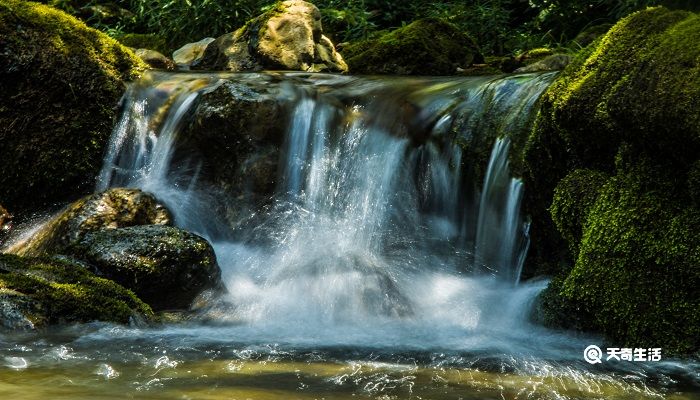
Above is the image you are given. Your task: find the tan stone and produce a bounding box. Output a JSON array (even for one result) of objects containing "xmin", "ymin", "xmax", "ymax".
[
  {"xmin": 196, "ymin": 0, "xmax": 347, "ymax": 73},
  {"xmin": 134, "ymin": 48, "xmax": 176, "ymax": 70},
  {"xmin": 6, "ymin": 188, "xmax": 171, "ymax": 257},
  {"xmin": 173, "ymin": 37, "xmax": 215, "ymax": 69}
]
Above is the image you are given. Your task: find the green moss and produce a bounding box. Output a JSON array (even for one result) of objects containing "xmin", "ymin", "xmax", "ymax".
[
  {"xmin": 559, "ymin": 165, "xmax": 700, "ymax": 355},
  {"xmin": 523, "ymin": 48, "xmax": 553, "ymax": 58},
  {"xmin": 0, "ymin": 0, "xmax": 147, "ymax": 212},
  {"xmin": 549, "ymin": 169, "xmax": 609, "ymax": 255},
  {"xmin": 525, "ymin": 7, "xmax": 699, "ymax": 186},
  {"xmin": 342, "ymin": 18, "xmax": 483, "ymax": 75},
  {"xmin": 0, "ymin": 253, "xmax": 152, "ymax": 325},
  {"xmin": 523, "ymin": 8, "xmax": 700, "ymax": 355},
  {"xmin": 117, "ymin": 33, "xmax": 169, "ymax": 54}
]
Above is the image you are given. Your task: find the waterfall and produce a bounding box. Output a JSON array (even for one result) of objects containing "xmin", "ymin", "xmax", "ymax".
[
  {"xmin": 97, "ymin": 71, "xmax": 556, "ymax": 331},
  {"xmin": 475, "ymin": 137, "xmax": 529, "ymax": 284}
]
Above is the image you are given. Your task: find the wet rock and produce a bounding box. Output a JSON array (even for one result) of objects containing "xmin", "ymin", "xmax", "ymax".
[
  {"xmin": 134, "ymin": 48, "xmax": 176, "ymax": 70},
  {"xmin": 342, "ymin": 18, "xmax": 482, "ymax": 75},
  {"xmin": 515, "ymin": 54, "xmax": 572, "ymax": 73},
  {"xmin": 0, "ymin": 0, "xmax": 147, "ymax": 213},
  {"xmin": 196, "ymin": 0, "xmax": 347, "ymax": 72},
  {"xmin": 0, "ymin": 254, "xmax": 152, "ymax": 328},
  {"xmin": 0, "ymin": 204, "xmax": 11, "ymax": 245},
  {"xmin": 173, "ymin": 37, "xmax": 215, "ymax": 69},
  {"xmin": 69, "ymin": 225, "xmax": 223, "ymax": 311},
  {"xmin": 0, "ymin": 288, "xmax": 43, "ymax": 330},
  {"xmin": 179, "ymin": 79, "xmax": 286, "ymax": 227},
  {"xmin": 7, "ymin": 188, "xmax": 171, "ymax": 257}
]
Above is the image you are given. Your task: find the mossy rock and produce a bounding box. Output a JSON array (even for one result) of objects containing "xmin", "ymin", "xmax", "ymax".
[
  {"xmin": 196, "ymin": 0, "xmax": 347, "ymax": 72},
  {"xmin": 525, "ymin": 7, "xmax": 700, "ymax": 191},
  {"xmin": 524, "ymin": 7, "xmax": 700, "ymax": 355},
  {"xmin": 0, "ymin": 0, "xmax": 147, "ymax": 212},
  {"xmin": 549, "ymin": 169, "xmax": 609, "ymax": 255},
  {"xmin": 557, "ymin": 163, "xmax": 699, "ymax": 355},
  {"xmin": 69, "ymin": 225, "xmax": 223, "ymax": 311},
  {"xmin": 8, "ymin": 188, "xmax": 171, "ymax": 257},
  {"xmin": 0, "ymin": 253, "xmax": 152, "ymax": 328},
  {"xmin": 342, "ymin": 18, "xmax": 483, "ymax": 75}
]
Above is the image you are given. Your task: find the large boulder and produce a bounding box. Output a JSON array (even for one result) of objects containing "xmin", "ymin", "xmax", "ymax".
[
  {"xmin": 178, "ymin": 78, "xmax": 286, "ymax": 227},
  {"xmin": 7, "ymin": 188, "xmax": 171, "ymax": 257},
  {"xmin": 68, "ymin": 225, "xmax": 222, "ymax": 311},
  {"xmin": 0, "ymin": 254, "xmax": 152, "ymax": 329},
  {"xmin": 0, "ymin": 0, "xmax": 147, "ymax": 213},
  {"xmin": 342, "ymin": 18, "xmax": 483, "ymax": 75},
  {"xmin": 525, "ymin": 8, "xmax": 700, "ymax": 355},
  {"xmin": 195, "ymin": 0, "xmax": 347, "ymax": 72}
]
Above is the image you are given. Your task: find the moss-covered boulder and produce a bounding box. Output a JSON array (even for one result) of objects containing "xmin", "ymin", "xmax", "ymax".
[
  {"xmin": 0, "ymin": 0, "xmax": 147, "ymax": 212},
  {"xmin": 524, "ymin": 7, "xmax": 700, "ymax": 354},
  {"xmin": 8, "ymin": 188, "xmax": 171, "ymax": 257},
  {"xmin": 0, "ymin": 253, "xmax": 152, "ymax": 329},
  {"xmin": 196, "ymin": 0, "xmax": 347, "ymax": 72},
  {"xmin": 342, "ymin": 18, "xmax": 483, "ymax": 75},
  {"xmin": 544, "ymin": 155, "xmax": 700, "ymax": 354},
  {"xmin": 525, "ymin": 7, "xmax": 700, "ymax": 192},
  {"xmin": 69, "ymin": 225, "xmax": 222, "ymax": 311}
]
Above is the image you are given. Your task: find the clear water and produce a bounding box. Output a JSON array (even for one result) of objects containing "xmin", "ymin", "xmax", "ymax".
[{"xmin": 2, "ymin": 71, "xmax": 698, "ymax": 399}]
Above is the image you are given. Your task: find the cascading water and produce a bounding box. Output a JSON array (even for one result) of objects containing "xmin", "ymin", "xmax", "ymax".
[
  {"xmin": 94, "ymin": 69, "xmax": 568, "ymax": 351},
  {"xmin": 6, "ymin": 71, "xmax": 696, "ymax": 400}
]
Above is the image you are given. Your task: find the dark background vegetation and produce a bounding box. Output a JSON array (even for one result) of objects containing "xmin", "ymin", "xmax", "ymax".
[{"xmin": 46, "ymin": 0, "xmax": 700, "ymax": 55}]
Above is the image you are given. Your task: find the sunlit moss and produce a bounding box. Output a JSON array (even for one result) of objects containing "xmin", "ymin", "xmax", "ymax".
[
  {"xmin": 525, "ymin": 7, "xmax": 700, "ymax": 355},
  {"xmin": 0, "ymin": 254, "xmax": 152, "ymax": 325}
]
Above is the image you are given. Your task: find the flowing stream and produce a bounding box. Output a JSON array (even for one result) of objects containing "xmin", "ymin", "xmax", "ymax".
[{"xmin": 2, "ymin": 71, "xmax": 698, "ymax": 399}]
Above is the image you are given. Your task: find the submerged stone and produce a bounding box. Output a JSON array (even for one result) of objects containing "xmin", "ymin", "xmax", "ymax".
[
  {"xmin": 69, "ymin": 225, "xmax": 223, "ymax": 311},
  {"xmin": 0, "ymin": 0, "xmax": 147, "ymax": 212},
  {"xmin": 179, "ymin": 79, "xmax": 286, "ymax": 227},
  {"xmin": 195, "ymin": 0, "xmax": 347, "ymax": 72}
]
